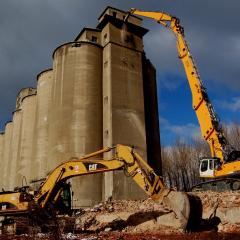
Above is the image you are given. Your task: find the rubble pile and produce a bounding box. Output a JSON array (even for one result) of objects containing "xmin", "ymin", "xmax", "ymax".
[
  {"xmin": 73, "ymin": 191, "xmax": 240, "ymax": 234},
  {"xmin": 192, "ymin": 191, "xmax": 240, "ymax": 232},
  {"xmin": 74, "ymin": 198, "xmax": 178, "ymax": 233},
  {"xmin": 1, "ymin": 191, "xmax": 240, "ymax": 239}
]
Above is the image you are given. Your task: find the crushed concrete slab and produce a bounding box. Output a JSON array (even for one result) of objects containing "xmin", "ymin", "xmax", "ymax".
[
  {"xmin": 75, "ymin": 199, "xmax": 191, "ymax": 232},
  {"xmin": 192, "ymin": 191, "xmax": 240, "ymax": 232}
]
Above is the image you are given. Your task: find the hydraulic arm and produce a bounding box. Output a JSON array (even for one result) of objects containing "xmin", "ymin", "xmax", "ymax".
[
  {"xmin": 126, "ymin": 9, "xmax": 228, "ymax": 162},
  {"xmin": 34, "ymin": 144, "xmax": 165, "ymax": 208},
  {"xmin": 126, "ymin": 9, "xmax": 240, "ymax": 169}
]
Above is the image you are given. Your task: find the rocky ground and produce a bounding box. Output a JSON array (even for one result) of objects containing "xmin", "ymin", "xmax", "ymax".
[
  {"xmin": 193, "ymin": 191, "xmax": 240, "ymax": 232},
  {"xmin": 1, "ymin": 191, "xmax": 240, "ymax": 239}
]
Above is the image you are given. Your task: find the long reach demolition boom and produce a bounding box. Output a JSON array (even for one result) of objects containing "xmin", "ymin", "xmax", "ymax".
[{"xmin": 126, "ymin": 9, "xmax": 240, "ymax": 179}]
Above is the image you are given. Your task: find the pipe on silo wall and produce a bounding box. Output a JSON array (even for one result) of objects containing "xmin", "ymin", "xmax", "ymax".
[
  {"xmin": 0, "ymin": 133, "xmax": 4, "ymax": 189},
  {"xmin": 16, "ymin": 94, "xmax": 37, "ymax": 187},
  {"xmin": 49, "ymin": 41, "xmax": 103, "ymax": 207},
  {"xmin": 2, "ymin": 122, "xmax": 13, "ymax": 190},
  {"xmin": 9, "ymin": 110, "xmax": 23, "ymax": 190},
  {"xmin": 31, "ymin": 69, "xmax": 53, "ymax": 184}
]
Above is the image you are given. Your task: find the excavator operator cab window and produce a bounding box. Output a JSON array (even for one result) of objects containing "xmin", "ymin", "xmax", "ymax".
[
  {"xmin": 200, "ymin": 160, "xmax": 208, "ymax": 172},
  {"xmin": 209, "ymin": 159, "xmax": 214, "ymax": 170},
  {"xmin": 199, "ymin": 158, "xmax": 215, "ymax": 178}
]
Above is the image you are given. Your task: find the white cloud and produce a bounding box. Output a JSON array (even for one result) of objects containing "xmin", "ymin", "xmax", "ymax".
[
  {"xmin": 160, "ymin": 117, "xmax": 200, "ymax": 141},
  {"xmin": 216, "ymin": 97, "xmax": 240, "ymax": 112}
]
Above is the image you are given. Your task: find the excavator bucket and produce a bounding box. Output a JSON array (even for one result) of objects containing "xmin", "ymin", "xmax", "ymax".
[{"xmin": 158, "ymin": 189, "xmax": 202, "ymax": 231}]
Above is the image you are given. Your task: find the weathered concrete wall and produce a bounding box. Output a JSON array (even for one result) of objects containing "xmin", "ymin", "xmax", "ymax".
[
  {"xmin": 100, "ymin": 9, "xmax": 149, "ymax": 201},
  {"xmin": 0, "ymin": 133, "xmax": 4, "ymax": 189},
  {"xmin": 142, "ymin": 56, "xmax": 161, "ymax": 175},
  {"xmin": 31, "ymin": 69, "xmax": 53, "ymax": 183},
  {"xmin": 2, "ymin": 122, "xmax": 13, "ymax": 190},
  {"xmin": 16, "ymin": 94, "xmax": 37, "ymax": 187},
  {"xmin": 49, "ymin": 41, "xmax": 103, "ymax": 208},
  {"xmin": 9, "ymin": 110, "xmax": 22, "ymax": 189}
]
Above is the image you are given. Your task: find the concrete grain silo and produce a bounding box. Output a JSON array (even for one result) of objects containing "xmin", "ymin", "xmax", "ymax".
[
  {"xmin": 0, "ymin": 6, "xmax": 161, "ymax": 206},
  {"xmin": 17, "ymin": 93, "xmax": 37, "ymax": 187},
  {"xmin": 31, "ymin": 69, "xmax": 53, "ymax": 184},
  {"xmin": 0, "ymin": 132, "xmax": 4, "ymax": 189},
  {"xmin": 9, "ymin": 109, "xmax": 22, "ymax": 190},
  {"xmin": 2, "ymin": 122, "xmax": 13, "ymax": 190},
  {"xmin": 49, "ymin": 41, "xmax": 103, "ymax": 207}
]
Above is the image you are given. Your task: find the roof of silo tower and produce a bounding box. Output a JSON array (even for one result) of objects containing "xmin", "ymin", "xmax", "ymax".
[
  {"xmin": 74, "ymin": 28, "xmax": 101, "ymax": 42},
  {"xmin": 97, "ymin": 6, "xmax": 148, "ymax": 37},
  {"xmin": 37, "ymin": 68, "xmax": 53, "ymax": 81},
  {"xmin": 98, "ymin": 6, "xmax": 142, "ymax": 23}
]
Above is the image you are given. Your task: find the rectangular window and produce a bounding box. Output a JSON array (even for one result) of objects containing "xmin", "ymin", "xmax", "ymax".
[
  {"xmin": 209, "ymin": 160, "xmax": 213, "ymax": 170},
  {"xmin": 91, "ymin": 36, "xmax": 97, "ymax": 42},
  {"xmin": 104, "ymin": 33, "xmax": 108, "ymax": 43},
  {"xmin": 112, "ymin": 11, "xmax": 117, "ymax": 18}
]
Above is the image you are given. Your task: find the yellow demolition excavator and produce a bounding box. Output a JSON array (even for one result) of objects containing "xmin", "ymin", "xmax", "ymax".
[
  {"xmin": 0, "ymin": 145, "xmax": 201, "ymax": 232},
  {"xmin": 126, "ymin": 9, "xmax": 240, "ymax": 190}
]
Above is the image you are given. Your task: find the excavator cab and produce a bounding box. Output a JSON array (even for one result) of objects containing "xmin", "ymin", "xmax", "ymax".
[{"xmin": 199, "ymin": 158, "xmax": 220, "ymax": 178}]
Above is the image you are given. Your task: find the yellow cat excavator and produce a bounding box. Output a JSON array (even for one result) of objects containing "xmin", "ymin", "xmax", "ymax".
[
  {"xmin": 126, "ymin": 9, "xmax": 240, "ymax": 189},
  {"xmin": 0, "ymin": 145, "xmax": 201, "ymax": 232}
]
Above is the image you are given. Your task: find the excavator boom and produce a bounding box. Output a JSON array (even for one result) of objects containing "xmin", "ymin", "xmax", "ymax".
[
  {"xmin": 127, "ymin": 9, "xmax": 226, "ymax": 162},
  {"xmin": 128, "ymin": 9, "xmax": 240, "ymax": 179}
]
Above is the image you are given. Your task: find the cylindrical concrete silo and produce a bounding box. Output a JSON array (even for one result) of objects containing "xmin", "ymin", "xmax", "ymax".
[
  {"xmin": 0, "ymin": 132, "xmax": 4, "ymax": 189},
  {"xmin": 49, "ymin": 41, "xmax": 103, "ymax": 207},
  {"xmin": 31, "ymin": 69, "xmax": 53, "ymax": 184},
  {"xmin": 9, "ymin": 109, "xmax": 22, "ymax": 190},
  {"xmin": 17, "ymin": 93, "xmax": 37, "ymax": 187},
  {"xmin": 2, "ymin": 122, "xmax": 13, "ymax": 190},
  {"xmin": 16, "ymin": 87, "xmax": 37, "ymax": 110}
]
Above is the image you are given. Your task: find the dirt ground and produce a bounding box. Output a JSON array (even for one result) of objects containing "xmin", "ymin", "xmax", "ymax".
[
  {"xmin": 1, "ymin": 191, "xmax": 240, "ymax": 239},
  {"xmin": 0, "ymin": 231, "xmax": 240, "ymax": 240}
]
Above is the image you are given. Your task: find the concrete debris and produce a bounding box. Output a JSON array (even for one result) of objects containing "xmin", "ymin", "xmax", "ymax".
[
  {"xmin": 74, "ymin": 198, "xmax": 185, "ymax": 233},
  {"xmin": 193, "ymin": 191, "xmax": 240, "ymax": 232},
  {"xmin": 73, "ymin": 192, "xmax": 240, "ymax": 234},
  {"xmin": 64, "ymin": 232, "xmax": 78, "ymax": 239},
  {"xmin": 1, "ymin": 192, "xmax": 240, "ymax": 239},
  {"xmin": 80, "ymin": 237, "xmax": 98, "ymax": 240}
]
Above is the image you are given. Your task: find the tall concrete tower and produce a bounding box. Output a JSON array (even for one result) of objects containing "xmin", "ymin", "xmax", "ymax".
[
  {"xmin": 99, "ymin": 7, "xmax": 148, "ymax": 200},
  {"xmin": 100, "ymin": 7, "xmax": 161, "ymax": 200}
]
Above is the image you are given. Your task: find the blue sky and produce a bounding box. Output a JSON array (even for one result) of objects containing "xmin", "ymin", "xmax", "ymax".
[
  {"xmin": 157, "ymin": 71, "xmax": 240, "ymax": 146},
  {"xmin": 0, "ymin": 1, "xmax": 240, "ymax": 147}
]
